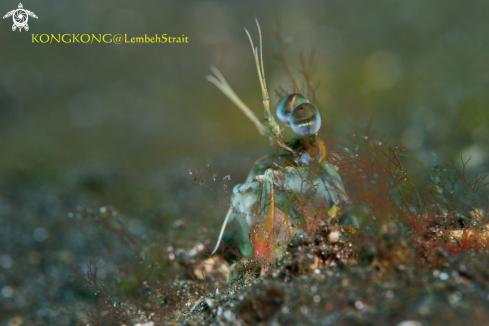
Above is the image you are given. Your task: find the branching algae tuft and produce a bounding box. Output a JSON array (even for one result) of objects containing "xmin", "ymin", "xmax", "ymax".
[{"xmin": 207, "ymin": 20, "xmax": 351, "ymax": 261}]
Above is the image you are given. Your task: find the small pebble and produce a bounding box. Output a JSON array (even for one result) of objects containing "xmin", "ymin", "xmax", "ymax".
[
  {"xmin": 398, "ymin": 321, "xmax": 421, "ymax": 326},
  {"xmin": 328, "ymin": 230, "xmax": 340, "ymax": 244}
]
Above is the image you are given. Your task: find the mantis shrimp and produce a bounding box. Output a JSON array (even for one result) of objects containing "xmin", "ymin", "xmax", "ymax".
[{"xmin": 208, "ymin": 20, "xmax": 350, "ymax": 260}]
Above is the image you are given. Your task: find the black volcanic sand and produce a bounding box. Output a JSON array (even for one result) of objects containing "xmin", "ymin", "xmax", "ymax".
[{"xmin": 1, "ymin": 165, "xmax": 489, "ymax": 326}]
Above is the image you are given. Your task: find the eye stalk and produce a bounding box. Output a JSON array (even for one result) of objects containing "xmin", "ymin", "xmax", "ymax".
[
  {"xmin": 290, "ymin": 102, "xmax": 322, "ymax": 137},
  {"xmin": 275, "ymin": 93, "xmax": 309, "ymax": 125}
]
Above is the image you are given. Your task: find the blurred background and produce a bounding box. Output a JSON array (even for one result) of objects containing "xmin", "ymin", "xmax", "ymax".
[{"xmin": 0, "ymin": 0, "xmax": 488, "ymax": 324}]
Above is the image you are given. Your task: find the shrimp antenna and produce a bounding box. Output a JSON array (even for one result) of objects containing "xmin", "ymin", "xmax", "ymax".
[
  {"xmin": 245, "ymin": 19, "xmax": 295, "ymax": 154},
  {"xmin": 210, "ymin": 207, "xmax": 233, "ymax": 255},
  {"xmin": 206, "ymin": 67, "xmax": 269, "ymax": 137}
]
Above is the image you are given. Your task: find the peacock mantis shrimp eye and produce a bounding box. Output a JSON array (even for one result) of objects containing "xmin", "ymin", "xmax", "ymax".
[
  {"xmin": 290, "ymin": 102, "xmax": 322, "ymax": 136},
  {"xmin": 275, "ymin": 93, "xmax": 309, "ymax": 125}
]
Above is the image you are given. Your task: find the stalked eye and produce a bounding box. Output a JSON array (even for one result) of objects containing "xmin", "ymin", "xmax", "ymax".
[
  {"xmin": 290, "ymin": 103, "xmax": 321, "ymax": 136},
  {"xmin": 275, "ymin": 93, "xmax": 309, "ymax": 125}
]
